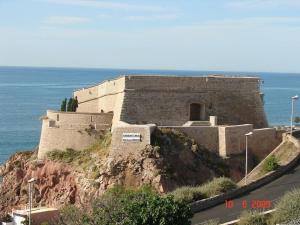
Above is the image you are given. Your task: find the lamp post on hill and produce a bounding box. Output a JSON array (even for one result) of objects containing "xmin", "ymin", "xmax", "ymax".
[
  {"xmin": 28, "ymin": 178, "xmax": 36, "ymax": 225},
  {"xmin": 245, "ymin": 132, "xmax": 253, "ymax": 185},
  {"xmin": 291, "ymin": 95, "xmax": 299, "ymax": 136}
]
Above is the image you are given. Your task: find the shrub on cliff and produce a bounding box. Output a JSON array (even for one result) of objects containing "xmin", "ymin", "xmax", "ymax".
[
  {"xmin": 47, "ymin": 148, "xmax": 80, "ymax": 163},
  {"xmin": 263, "ymin": 155, "xmax": 279, "ymax": 173},
  {"xmin": 151, "ymin": 128, "xmax": 230, "ymax": 177},
  {"xmin": 1, "ymin": 214, "xmax": 13, "ymax": 222},
  {"xmin": 170, "ymin": 177, "xmax": 237, "ymax": 203},
  {"xmin": 58, "ymin": 186, "xmax": 192, "ymax": 225}
]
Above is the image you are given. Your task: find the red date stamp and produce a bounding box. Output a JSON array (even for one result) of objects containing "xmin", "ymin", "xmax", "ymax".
[{"xmin": 225, "ymin": 199, "xmax": 272, "ymax": 209}]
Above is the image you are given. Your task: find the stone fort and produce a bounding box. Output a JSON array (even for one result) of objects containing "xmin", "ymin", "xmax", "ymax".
[{"xmin": 38, "ymin": 75, "xmax": 282, "ymax": 160}]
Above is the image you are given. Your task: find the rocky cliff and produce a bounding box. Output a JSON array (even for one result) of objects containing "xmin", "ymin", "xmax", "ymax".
[{"xmin": 0, "ymin": 128, "xmax": 248, "ymax": 215}]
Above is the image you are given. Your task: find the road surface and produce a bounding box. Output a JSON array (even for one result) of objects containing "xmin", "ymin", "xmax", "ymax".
[{"xmin": 192, "ymin": 161, "xmax": 300, "ymax": 224}]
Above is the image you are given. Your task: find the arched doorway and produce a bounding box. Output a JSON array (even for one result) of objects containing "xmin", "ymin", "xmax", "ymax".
[{"xmin": 190, "ymin": 103, "xmax": 206, "ymax": 121}]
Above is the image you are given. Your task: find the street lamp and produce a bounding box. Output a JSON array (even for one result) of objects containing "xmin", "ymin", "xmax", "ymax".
[
  {"xmin": 245, "ymin": 132, "xmax": 253, "ymax": 185},
  {"xmin": 28, "ymin": 178, "xmax": 36, "ymax": 225},
  {"xmin": 290, "ymin": 95, "xmax": 299, "ymax": 136}
]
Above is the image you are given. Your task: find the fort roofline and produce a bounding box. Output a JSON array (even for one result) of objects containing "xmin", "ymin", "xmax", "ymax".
[
  {"xmin": 74, "ymin": 74, "xmax": 260, "ymax": 92},
  {"xmin": 46, "ymin": 109, "xmax": 112, "ymax": 116}
]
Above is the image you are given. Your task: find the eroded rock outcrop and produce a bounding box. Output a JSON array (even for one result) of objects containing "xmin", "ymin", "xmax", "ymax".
[{"xmin": 0, "ymin": 128, "xmax": 245, "ymax": 215}]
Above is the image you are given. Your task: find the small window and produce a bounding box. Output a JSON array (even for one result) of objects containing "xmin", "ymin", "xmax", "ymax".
[
  {"xmin": 49, "ymin": 120, "xmax": 56, "ymax": 127},
  {"xmin": 57, "ymin": 114, "xmax": 59, "ymax": 121},
  {"xmin": 90, "ymin": 116, "xmax": 93, "ymax": 122}
]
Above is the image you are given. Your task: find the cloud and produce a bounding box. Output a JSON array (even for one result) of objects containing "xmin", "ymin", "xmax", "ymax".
[
  {"xmin": 125, "ymin": 14, "xmax": 179, "ymax": 21},
  {"xmin": 44, "ymin": 16, "xmax": 91, "ymax": 25},
  {"xmin": 46, "ymin": 0, "xmax": 165, "ymax": 12},
  {"xmin": 2, "ymin": 15, "xmax": 300, "ymax": 73},
  {"xmin": 228, "ymin": 0, "xmax": 300, "ymax": 9},
  {"xmin": 198, "ymin": 16, "xmax": 300, "ymax": 28}
]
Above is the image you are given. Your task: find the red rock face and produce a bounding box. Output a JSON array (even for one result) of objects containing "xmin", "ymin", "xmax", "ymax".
[
  {"xmin": 0, "ymin": 130, "xmax": 244, "ymax": 216},
  {"xmin": 0, "ymin": 152, "xmax": 86, "ymax": 215}
]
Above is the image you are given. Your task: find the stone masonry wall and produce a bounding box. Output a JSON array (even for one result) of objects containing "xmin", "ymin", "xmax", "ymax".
[
  {"xmin": 159, "ymin": 126, "xmax": 219, "ymax": 154},
  {"xmin": 249, "ymin": 128, "xmax": 283, "ymax": 160},
  {"xmin": 121, "ymin": 76, "xmax": 267, "ymax": 128},
  {"xmin": 110, "ymin": 124, "xmax": 156, "ymax": 158},
  {"xmin": 74, "ymin": 76, "xmax": 125, "ymax": 128},
  {"xmin": 218, "ymin": 125, "xmax": 282, "ymax": 158},
  {"xmin": 109, "ymin": 124, "xmax": 282, "ymax": 159},
  {"xmin": 38, "ymin": 111, "xmax": 113, "ymax": 159},
  {"xmin": 218, "ymin": 124, "xmax": 253, "ymax": 157},
  {"xmin": 73, "ymin": 75, "xmax": 268, "ymax": 128}
]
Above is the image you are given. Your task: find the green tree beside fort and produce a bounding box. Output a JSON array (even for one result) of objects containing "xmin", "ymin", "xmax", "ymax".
[
  {"xmin": 67, "ymin": 98, "xmax": 73, "ymax": 112},
  {"xmin": 60, "ymin": 98, "xmax": 67, "ymax": 112},
  {"xmin": 65, "ymin": 97, "xmax": 78, "ymax": 112}
]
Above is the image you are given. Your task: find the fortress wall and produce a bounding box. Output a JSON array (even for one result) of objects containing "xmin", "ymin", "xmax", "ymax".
[
  {"xmin": 249, "ymin": 128, "xmax": 283, "ymax": 160},
  {"xmin": 120, "ymin": 88, "xmax": 267, "ymax": 128},
  {"xmin": 76, "ymin": 100, "xmax": 99, "ymax": 113},
  {"xmin": 160, "ymin": 126, "xmax": 219, "ymax": 153},
  {"xmin": 112, "ymin": 92, "xmax": 125, "ymax": 127},
  {"xmin": 219, "ymin": 126, "xmax": 282, "ymax": 158},
  {"xmin": 97, "ymin": 76, "xmax": 125, "ymax": 97},
  {"xmin": 218, "ymin": 124, "xmax": 253, "ymax": 157},
  {"xmin": 74, "ymin": 75, "xmax": 267, "ymax": 128},
  {"xmin": 38, "ymin": 111, "xmax": 113, "ymax": 159},
  {"xmin": 110, "ymin": 124, "xmax": 155, "ymax": 158},
  {"xmin": 120, "ymin": 91, "xmax": 208, "ymax": 125},
  {"xmin": 213, "ymin": 91, "xmax": 267, "ymax": 128},
  {"xmin": 74, "ymin": 85, "xmax": 98, "ymax": 103},
  {"xmin": 46, "ymin": 110, "xmax": 113, "ymax": 128},
  {"xmin": 124, "ymin": 76, "xmax": 260, "ymax": 91},
  {"xmin": 74, "ymin": 77, "xmax": 125, "ymax": 125}
]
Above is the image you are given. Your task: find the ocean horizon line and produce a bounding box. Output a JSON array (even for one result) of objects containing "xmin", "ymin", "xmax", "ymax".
[{"xmin": 0, "ymin": 65, "xmax": 300, "ymax": 76}]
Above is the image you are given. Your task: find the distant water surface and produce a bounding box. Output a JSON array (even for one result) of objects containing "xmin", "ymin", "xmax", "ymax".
[{"xmin": 0, "ymin": 66, "xmax": 300, "ymax": 164}]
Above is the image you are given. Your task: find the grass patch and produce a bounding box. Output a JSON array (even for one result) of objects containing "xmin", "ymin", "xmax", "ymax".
[
  {"xmin": 202, "ymin": 219, "xmax": 219, "ymax": 225},
  {"xmin": 238, "ymin": 211, "xmax": 267, "ymax": 225},
  {"xmin": 170, "ymin": 177, "xmax": 237, "ymax": 203},
  {"xmin": 47, "ymin": 148, "xmax": 80, "ymax": 163},
  {"xmin": 47, "ymin": 132, "xmax": 111, "ymax": 174},
  {"xmin": 270, "ymin": 188, "xmax": 300, "ymax": 224},
  {"xmin": 263, "ymin": 155, "xmax": 279, "ymax": 173}
]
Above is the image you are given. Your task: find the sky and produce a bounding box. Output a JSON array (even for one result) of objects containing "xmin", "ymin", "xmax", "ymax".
[{"xmin": 0, "ymin": 0, "xmax": 300, "ymax": 73}]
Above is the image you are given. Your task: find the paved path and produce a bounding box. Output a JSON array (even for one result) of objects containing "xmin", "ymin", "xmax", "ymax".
[{"xmin": 192, "ymin": 161, "xmax": 300, "ymax": 224}]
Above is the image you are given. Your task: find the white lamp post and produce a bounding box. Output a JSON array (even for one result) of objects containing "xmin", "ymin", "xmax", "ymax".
[
  {"xmin": 28, "ymin": 178, "xmax": 36, "ymax": 225},
  {"xmin": 291, "ymin": 95, "xmax": 299, "ymax": 136},
  {"xmin": 245, "ymin": 132, "xmax": 253, "ymax": 185}
]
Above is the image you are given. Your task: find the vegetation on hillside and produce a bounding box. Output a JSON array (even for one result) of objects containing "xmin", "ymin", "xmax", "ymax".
[
  {"xmin": 270, "ymin": 188, "xmax": 300, "ymax": 224},
  {"xmin": 170, "ymin": 177, "xmax": 237, "ymax": 203},
  {"xmin": 238, "ymin": 211, "xmax": 267, "ymax": 225},
  {"xmin": 47, "ymin": 131, "xmax": 111, "ymax": 173},
  {"xmin": 152, "ymin": 128, "xmax": 230, "ymax": 177},
  {"xmin": 263, "ymin": 155, "xmax": 280, "ymax": 173},
  {"xmin": 237, "ymin": 188, "xmax": 300, "ymax": 225},
  {"xmin": 57, "ymin": 186, "xmax": 192, "ymax": 225}
]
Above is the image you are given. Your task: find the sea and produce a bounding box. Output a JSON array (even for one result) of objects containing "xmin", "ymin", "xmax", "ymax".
[{"xmin": 0, "ymin": 66, "xmax": 300, "ymax": 164}]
